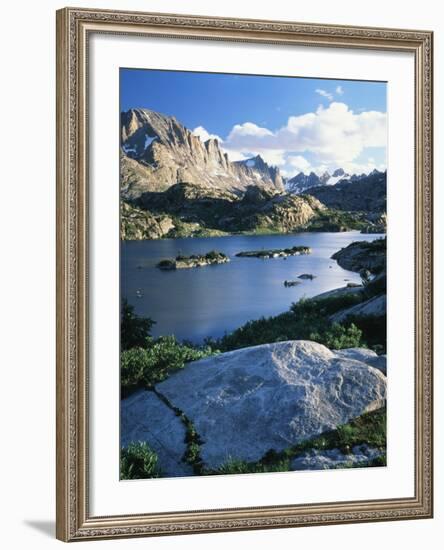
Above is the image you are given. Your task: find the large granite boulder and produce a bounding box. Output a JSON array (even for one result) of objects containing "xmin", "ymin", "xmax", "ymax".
[{"xmin": 156, "ymin": 340, "xmax": 387, "ymax": 469}]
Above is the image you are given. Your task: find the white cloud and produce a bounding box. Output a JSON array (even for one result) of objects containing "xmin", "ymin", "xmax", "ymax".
[
  {"xmin": 192, "ymin": 126, "xmax": 223, "ymax": 143},
  {"xmin": 227, "ymin": 122, "xmax": 273, "ymax": 143},
  {"xmin": 336, "ymin": 85, "xmax": 344, "ymax": 96},
  {"xmin": 286, "ymin": 155, "xmax": 312, "ymax": 173},
  {"xmin": 193, "ymin": 103, "xmax": 387, "ymax": 176},
  {"xmin": 340, "ymin": 159, "xmax": 386, "ymax": 176},
  {"xmin": 256, "ymin": 149, "xmax": 286, "ymax": 166},
  {"xmin": 315, "ymin": 88, "xmax": 334, "ymax": 101},
  {"xmin": 222, "ymin": 102, "xmax": 386, "ymax": 173},
  {"xmin": 224, "ymin": 149, "xmax": 251, "ymax": 162}
]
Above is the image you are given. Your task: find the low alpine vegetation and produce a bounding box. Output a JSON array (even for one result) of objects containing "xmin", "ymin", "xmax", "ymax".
[{"xmin": 120, "ymin": 442, "xmax": 162, "ymax": 479}]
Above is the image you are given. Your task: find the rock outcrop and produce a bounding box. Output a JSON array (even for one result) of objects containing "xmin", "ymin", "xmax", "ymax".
[
  {"xmin": 154, "ymin": 340, "xmax": 387, "ymax": 469},
  {"xmin": 132, "ymin": 182, "xmax": 325, "ymax": 239},
  {"xmin": 120, "ymin": 202, "xmax": 175, "ymax": 240},
  {"xmin": 331, "ymin": 238, "xmax": 386, "ymax": 274},
  {"xmin": 290, "ymin": 444, "xmax": 383, "ymax": 470},
  {"xmin": 330, "ymin": 295, "xmax": 387, "ymax": 324}
]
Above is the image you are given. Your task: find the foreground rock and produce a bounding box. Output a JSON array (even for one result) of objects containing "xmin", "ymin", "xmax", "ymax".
[
  {"xmin": 121, "ymin": 390, "xmax": 193, "ymax": 477},
  {"xmin": 156, "ymin": 340, "xmax": 387, "ymax": 469},
  {"xmin": 290, "ymin": 444, "xmax": 383, "ymax": 471}
]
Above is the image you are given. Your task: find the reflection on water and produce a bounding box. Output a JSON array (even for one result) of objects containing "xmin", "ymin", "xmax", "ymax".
[{"xmin": 121, "ymin": 232, "xmax": 383, "ymax": 343}]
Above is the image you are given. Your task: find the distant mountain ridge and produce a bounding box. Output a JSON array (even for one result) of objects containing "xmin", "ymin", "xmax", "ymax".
[
  {"xmin": 304, "ymin": 170, "xmax": 387, "ymax": 213},
  {"xmin": 285, "ymin": 167, "xmax": 383, "ymax": 194},
  {"xmin": 121, "ymin": 108, "xmax": 284, "ymax": 198}
]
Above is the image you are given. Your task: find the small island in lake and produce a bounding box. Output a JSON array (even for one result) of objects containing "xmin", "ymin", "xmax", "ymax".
[
  {"xmin": 157, "ymin": 250, "xmax": 230, "ymax": 270},
  {"xmin": 235, "ymin": 245, "xmax": 311, "ymax": 259}
]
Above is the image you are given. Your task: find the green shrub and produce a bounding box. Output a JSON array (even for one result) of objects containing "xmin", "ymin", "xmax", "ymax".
[
  {"xmin": 121, "ymin": 300, "xmax": 155, "ymax": 350},
  {"xmin": 120, "ymin": 442, "xmax": 161, "ymax": 479},
  {"xmin": 121, "ymin": 336, "xmax": 215, "ymax": 392},
  {"xmin": 121, "ymin": 347, "xmax": 147, "ymax": 389},
  {"xmin": 184, "ymin": 441, "xmax": 201, "ymax": 466},
  {"xmin": 309, "ymin": 322, "xmax": 363, "ymax": 349},
  {"xmin": 211, "ymin": 295, "xmax": 367, "ymax": 353},
  {"xmin": 291, "ymin": 294, "xmax": 365, "ymax": 317},
  {"xmin": 335, "ymin": 408, "xmax": 386, "ymax": 451},
  {"xmin": 347, "ymin": 314, "xmax": 386, "ymax": 353},
  {"xmin": 205, "ymin": 250, "xmax": 222, "ymax": 260}
]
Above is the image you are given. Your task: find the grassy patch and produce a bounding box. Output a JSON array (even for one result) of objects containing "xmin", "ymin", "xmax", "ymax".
[
  {"xmin": 120, "ymin": 442, "xmax": 162, "ymax": 479},
  {"xmin": 182, "ymin": 417, "xmax": 205, "ymax": 474}
]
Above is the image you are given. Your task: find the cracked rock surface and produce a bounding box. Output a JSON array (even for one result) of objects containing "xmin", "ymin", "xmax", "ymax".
[
  {"xmin": 120, "ymin": 389, "xmax": 193, "ymax": 477},
  {"xmin": 155, "ymin": 340, "xmax": 387, "ymax": 470}
]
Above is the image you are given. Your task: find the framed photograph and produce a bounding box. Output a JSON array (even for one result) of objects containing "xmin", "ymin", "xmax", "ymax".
[{"xmin": 56, "ymin": 7, "xmax": 433, "ymax": 542}]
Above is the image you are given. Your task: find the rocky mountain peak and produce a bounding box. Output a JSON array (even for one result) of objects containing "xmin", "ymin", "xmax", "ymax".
[
  {"xmin": 320, "ymin": 171, "xmax": 331, "ymax": 184},
  {"xmin": 120, "ymin": 108, "xmax": 284, "ymax": 197},
  {"xmin": 235, "ymin": 155, "xmax": 284, "ymax": 190},
  {"xmin": 332, "ymin": 168, "xmax": 345, "ymax": 177}
]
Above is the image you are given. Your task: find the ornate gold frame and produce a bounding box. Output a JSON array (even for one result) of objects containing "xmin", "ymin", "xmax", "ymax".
[{"xmin": 56, "ymin": 7, "xmax": 433, "ymax": 542}]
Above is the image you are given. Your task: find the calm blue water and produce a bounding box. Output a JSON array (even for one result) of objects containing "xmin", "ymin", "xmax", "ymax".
[{"xmin": 121, "ymin": 232, "xmax": 383, "ymax": 343}]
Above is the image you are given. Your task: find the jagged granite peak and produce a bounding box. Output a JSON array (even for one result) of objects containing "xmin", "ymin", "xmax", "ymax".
[
  {"xmin": 285, "ymin": 167, "xmax": 382, "ymax": 194},
  {"xmin": 120, "ymin": 108, "xmax": 284, "ymax": 197},
  {"xmin": 319, "ymin": 171, "xmax": 331, "ymax": 184},
  {"xmin": 234, "ymin": 154, "xmax": 284, "ymax": 190},
  {"xmin": 285, "ymin": 171, "xmax": 323, "ymax": 194},
  {"xmin": 332, "ymin": 168, "xmax": 346, "ymax": 177}
]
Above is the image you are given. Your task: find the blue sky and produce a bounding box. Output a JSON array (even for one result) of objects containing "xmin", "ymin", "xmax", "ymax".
[{"xmin": 120, "ymin": 68, "xmax": 387, "ymax": 177}]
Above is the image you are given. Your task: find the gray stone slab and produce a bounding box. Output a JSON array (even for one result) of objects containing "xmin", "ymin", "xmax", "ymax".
[{"xmin": 120, "ymin": 389, "xmax": 193, "ymax": 477}]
